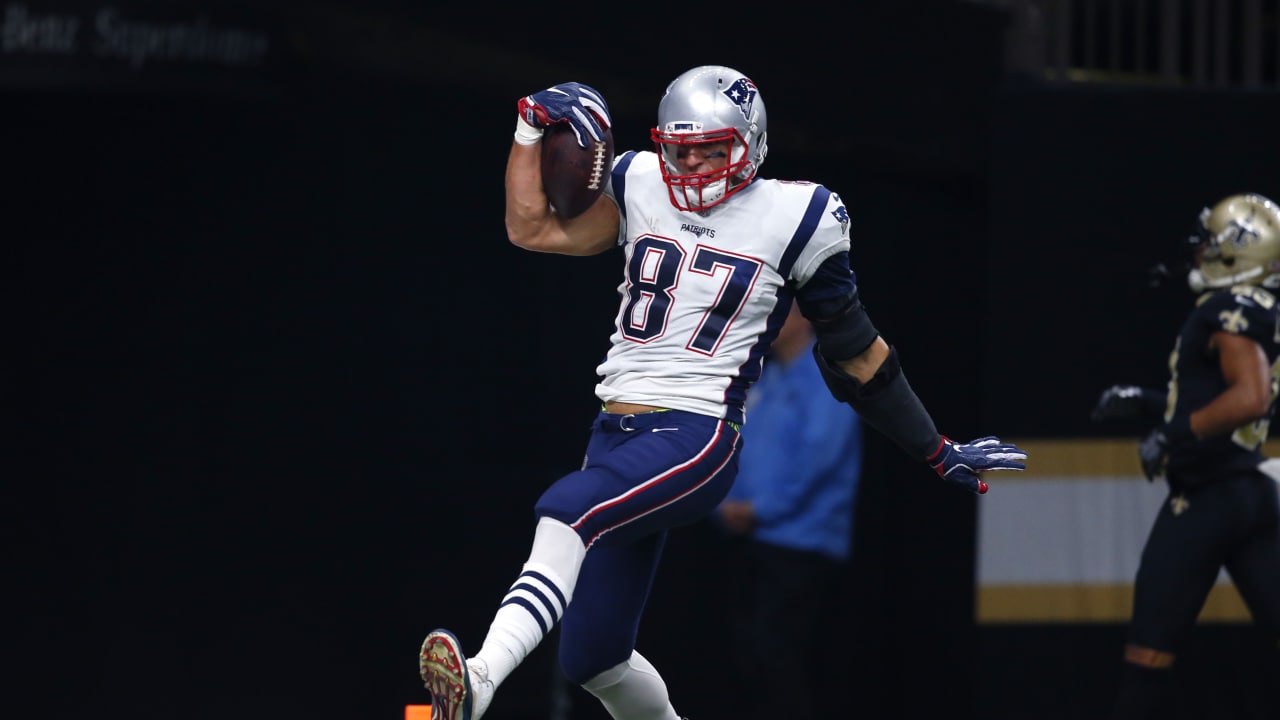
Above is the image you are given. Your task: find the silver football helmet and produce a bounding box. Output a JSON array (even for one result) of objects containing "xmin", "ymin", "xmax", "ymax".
[
  {"xmin": 651, "ymin": 65, "xmax": 768, "ymax": 212},
  {"xmin": 1187, "ymin": 193, "xmax": 1280, "ymax": 292}
]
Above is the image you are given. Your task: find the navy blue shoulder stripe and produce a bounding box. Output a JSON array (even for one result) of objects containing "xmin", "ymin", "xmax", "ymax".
[
  {"xmin": 778, "ymin": 185, "xmax": 831, "ymax": 280},
  {"xmin": 610, "ymin": 150, "xmax": 638, "ymax": 223}
]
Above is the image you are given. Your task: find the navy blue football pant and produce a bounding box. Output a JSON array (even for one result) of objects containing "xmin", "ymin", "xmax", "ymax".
[{"xmin": 534, "ymin": 409, "xmax": 740, "ymax": 684}]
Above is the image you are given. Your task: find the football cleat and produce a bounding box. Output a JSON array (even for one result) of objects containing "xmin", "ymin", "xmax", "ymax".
[{"xmin": 420, "ymin": 629, "xmax": 493, "ymax": 720}]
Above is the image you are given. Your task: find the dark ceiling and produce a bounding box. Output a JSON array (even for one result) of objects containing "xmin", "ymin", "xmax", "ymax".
[{"xmin": 1, "ymin": 0, "xmax": 1012, "ymax": 176}]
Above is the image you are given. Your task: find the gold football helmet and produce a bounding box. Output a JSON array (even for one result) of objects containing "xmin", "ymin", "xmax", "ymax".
[{"xmin": 1188, "ymin": 193, "xmax": 1280, "ymax": 292}]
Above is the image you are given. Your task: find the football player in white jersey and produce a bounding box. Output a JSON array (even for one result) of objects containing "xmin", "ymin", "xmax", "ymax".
[{"xmin": 419, "ymin": 65, "xmax": 1028, "ymax": 720}]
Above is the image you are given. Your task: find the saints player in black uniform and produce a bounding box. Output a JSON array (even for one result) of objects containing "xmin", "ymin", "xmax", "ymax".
[{"xmin": 1093, "ymin": 193, "xmax": 1280, "ymax": 718}]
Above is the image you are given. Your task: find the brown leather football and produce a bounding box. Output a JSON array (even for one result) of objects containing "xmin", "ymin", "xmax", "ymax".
[{"xmin": 540, "ymin": 123, "xmax": 615, "ymax": 219}]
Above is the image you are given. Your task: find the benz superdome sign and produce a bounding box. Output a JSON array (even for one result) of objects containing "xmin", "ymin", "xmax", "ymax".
[
  {"xmin": 2, "ymin": 3, "xmax": 269, "ymax": 68},
  {"xmin": 96, "ymin": 7, "xmax": 268, "ymax": 69},
  {"xmin": 0, "ymin": 1, "xmax": 289, "ymax": 95}
]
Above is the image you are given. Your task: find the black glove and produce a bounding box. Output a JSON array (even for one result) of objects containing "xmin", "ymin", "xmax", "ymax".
[
  {"xmin": 1138, "ymin": 427, "xmax": 1169, "ymax": 481},
  {"xmin": 1138, "ymin": 415, "xmax": 1193, "ymax": 481},
  {"xmin": 1091, "ymin": 385, "xmax": 1165, "ymax": 422}
]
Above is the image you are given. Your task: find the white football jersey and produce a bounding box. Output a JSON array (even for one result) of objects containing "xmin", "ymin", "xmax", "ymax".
[{"xmin": 596, "ymin": 150, "xmax": 852, "ymax": 424}]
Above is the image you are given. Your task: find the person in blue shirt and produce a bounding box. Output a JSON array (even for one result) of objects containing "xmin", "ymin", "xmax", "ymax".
[{"xmin": 715, "ymin": 302, "xmax": 863, "ymax": 719}]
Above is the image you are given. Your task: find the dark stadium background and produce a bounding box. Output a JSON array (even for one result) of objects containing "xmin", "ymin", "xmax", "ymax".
[{"xmin": 12, "ymin": 1, "xmax": 1279, "ymax": 719}]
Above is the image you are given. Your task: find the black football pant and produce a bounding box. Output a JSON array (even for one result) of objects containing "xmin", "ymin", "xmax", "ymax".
[
  {"xmin": 1129, "ymin": 468, "xmax": 1280, "ymax": 653},
  {"xmin": 1114, "ymin": 468, "xmax": 1280, "ymax": 719}
]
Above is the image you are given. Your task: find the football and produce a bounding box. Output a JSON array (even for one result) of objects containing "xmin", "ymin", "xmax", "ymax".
[{"xmin": 540, "ymin": 123, "xmax": 615, "ymax": 219}]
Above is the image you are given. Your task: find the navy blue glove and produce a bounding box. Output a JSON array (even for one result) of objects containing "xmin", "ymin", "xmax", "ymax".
[
  {"xmin": 927, "ymin": 436, "xmax": 1028, "ymax": 494},
  {"xmin": 517, "ymin": 82, "xmax": 612, "ymax": 148}
]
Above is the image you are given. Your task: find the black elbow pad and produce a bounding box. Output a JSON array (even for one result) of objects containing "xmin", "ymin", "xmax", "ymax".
[
  {"xmin": 812, "ymin": 344, "xmax": 941, "ymax": 459},
  {"xmin": 812, "ymin": 342, "xmax": 902, "ymax": 402}
]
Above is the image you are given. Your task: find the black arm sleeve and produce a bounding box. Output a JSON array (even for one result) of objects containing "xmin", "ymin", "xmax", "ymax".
[
  {"xmin": 812, "ymin": 343, "xmax": 942, "ymax": 460},
  {"xmin": 794, "ymin": 257, "xmax": 879, "ymax": 360},
  {"xmin": 806, "ymin": 291, "xmax": 879, "ymax": 360}
]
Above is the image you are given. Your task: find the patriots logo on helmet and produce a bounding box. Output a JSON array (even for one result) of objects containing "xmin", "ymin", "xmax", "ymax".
[{"xmin": 722, "ymin": 77, "xmax": 758, "ymax": 121}]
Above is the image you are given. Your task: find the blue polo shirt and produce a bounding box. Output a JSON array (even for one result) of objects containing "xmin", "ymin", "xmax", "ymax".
[{"xmin": 723, "ymin": 341, "xmax": 863, "ymax": 561}]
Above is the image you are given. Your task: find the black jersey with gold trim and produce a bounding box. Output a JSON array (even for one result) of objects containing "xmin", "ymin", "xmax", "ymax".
[{"xmin": 1165, "ymin": 284, "xmax": 1280, "ymax": 486}]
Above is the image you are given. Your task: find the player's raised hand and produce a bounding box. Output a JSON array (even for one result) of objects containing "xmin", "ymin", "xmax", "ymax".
[
  {"xmin": 927, "ymin": 436, "xmax": 1027, "ymax": 494},
  {"xmin": 517, "ymin": 82, "xmax": 612, "ymax": 148}
]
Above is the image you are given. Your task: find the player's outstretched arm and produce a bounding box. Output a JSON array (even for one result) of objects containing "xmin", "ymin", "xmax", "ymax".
[
  {"xmin": 505, "ymin": 83, "xmax": 619, "ymax": 257},
  {"xmin": 812, "ymin": 336, "xmax": 1027, "ymax": 495}
]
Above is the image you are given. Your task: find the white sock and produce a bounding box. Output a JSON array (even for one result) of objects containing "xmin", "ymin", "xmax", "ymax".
[
  {"xmin": 475, "ymin": 517, "xmax": 585, "ymax": 689},
  {"xmin": 581, "ymin": 651, "xmax": 681, "ymax": 720},
  {"xmin": 464, "ymin": 656, "xmax": 495, "ymax": 719}
]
